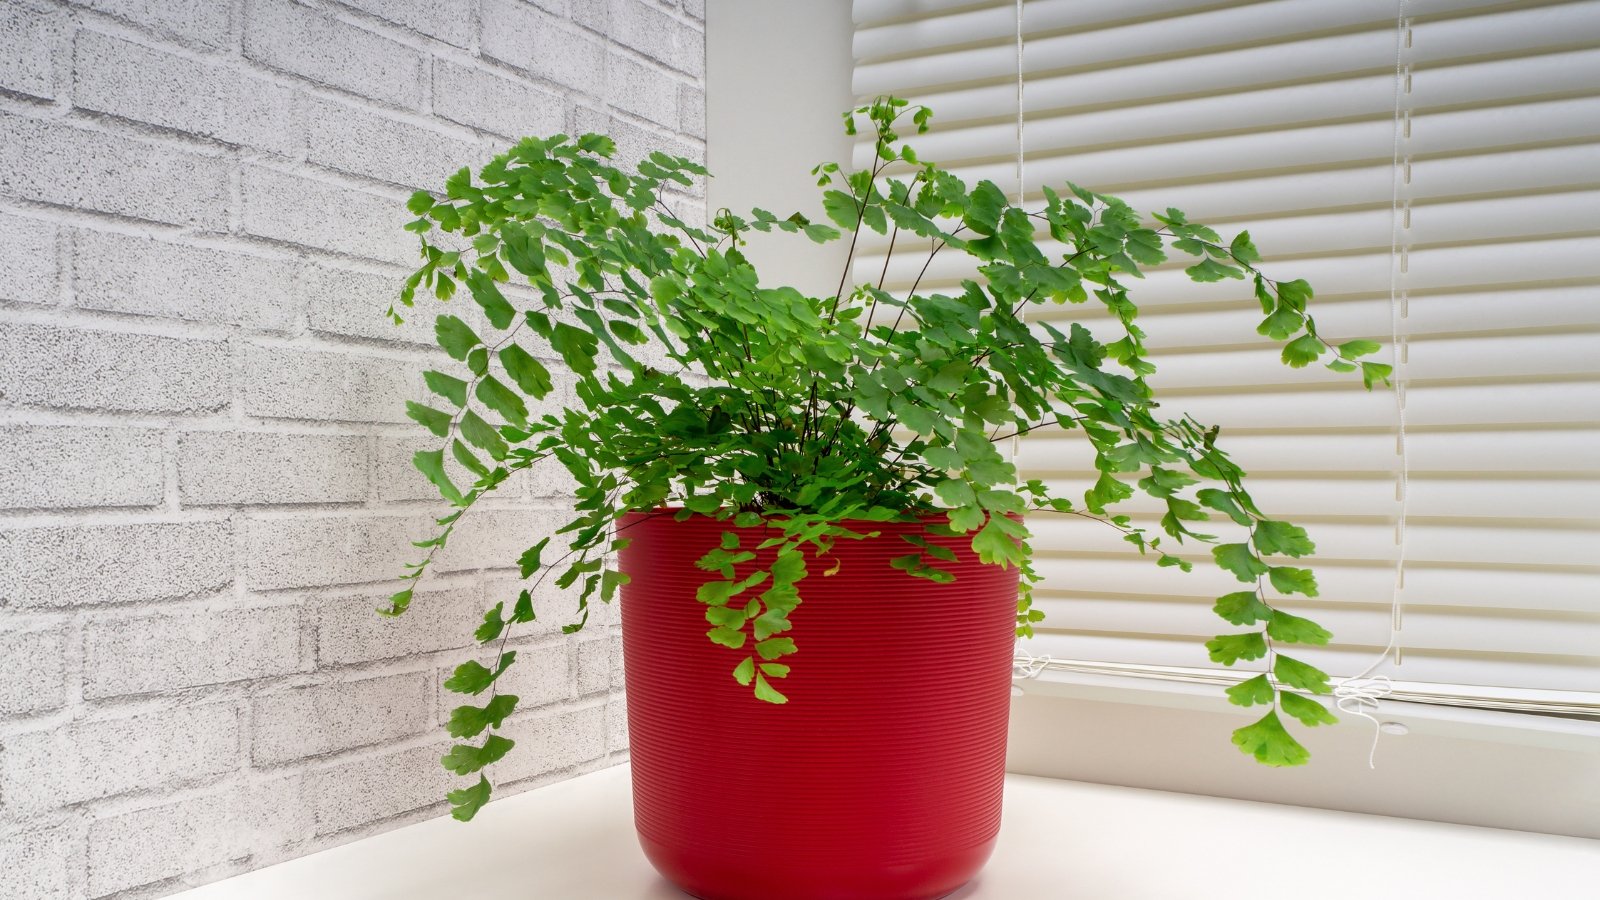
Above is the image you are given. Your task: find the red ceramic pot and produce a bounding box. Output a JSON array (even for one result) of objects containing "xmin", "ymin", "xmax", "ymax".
[{"xmin": 618, "ymin": 510, "xmax": 1018, "ymax": 900}]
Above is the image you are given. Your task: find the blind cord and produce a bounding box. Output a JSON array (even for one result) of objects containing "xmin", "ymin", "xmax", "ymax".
[
  {"xmin": 1335, "ymin": 0, "xmax": 1413, "ymax": 769},
  {"xmin": 1012, "ymin": 2, "xmax": 1421, "ymax": 769},
  {"xmin": 1011, "ymin": 0, "xmax": 1025, "ymax": 462}
]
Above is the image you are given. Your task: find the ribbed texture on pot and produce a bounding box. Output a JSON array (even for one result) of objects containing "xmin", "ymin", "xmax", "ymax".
[{"xmin": 619, "ymin": 510, "xmax": 1019, "ymax": 900}]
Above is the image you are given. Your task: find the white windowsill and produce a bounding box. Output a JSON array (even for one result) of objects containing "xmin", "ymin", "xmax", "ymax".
[
  {"xmin": 1014, "ymin": 667, "xmax": 1600, "ymax": 752},
  {"xmin": 170, "ymin": 763, "xmax": 1597, "ymax": 899}
]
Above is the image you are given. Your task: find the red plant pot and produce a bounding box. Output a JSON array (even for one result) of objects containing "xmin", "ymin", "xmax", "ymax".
[{"xmin": 618, "ymin": 510, "xmax": 1019, "ymax": 900}]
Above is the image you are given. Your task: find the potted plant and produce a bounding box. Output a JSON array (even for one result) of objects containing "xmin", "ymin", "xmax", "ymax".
[{"xmin": 384, "ymin": 97, "xmax": 1387, "ymax": 900}]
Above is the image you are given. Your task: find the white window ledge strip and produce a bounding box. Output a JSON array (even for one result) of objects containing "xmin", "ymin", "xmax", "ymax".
[{"xmin": 1014, "ymin": 658, "xmax": 1600, "ymax": 754}]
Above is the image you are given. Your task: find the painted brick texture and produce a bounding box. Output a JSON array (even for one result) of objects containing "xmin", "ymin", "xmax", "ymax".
[{"xmin": 0, "ymin": 1, "xmax": 703, "ymax": 896}]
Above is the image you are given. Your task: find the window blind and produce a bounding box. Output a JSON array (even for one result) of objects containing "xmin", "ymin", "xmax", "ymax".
[{"xmin": 850, "ymin": 0, "xmax": 1600, "ymax": 711}]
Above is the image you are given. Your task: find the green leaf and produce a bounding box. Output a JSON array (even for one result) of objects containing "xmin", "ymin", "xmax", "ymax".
[
  {"xmin": 1360, "ymin": 360, "xmax": 1393, "ymax": 388},
  {"xmin": 1257, "ymin": 305, "xmax": 1303, "ymax": 341},
  {"xmin": 1274, "ymin": 654, "xmax": 1333, "ymax": 694},
  {"xmin": 459, "ymin": 410, "xmax": 509, "ymax": 460},
  {"xmin": 406, "ymin": 401, "xmax": 453, "ymax": 438},
  {"xmin": 1185, "ymin": 257, "xmax": 1243, "ymax": 282},
  {"xmin": 452, "ymin": 439, "xmax": 489, "ymax": 477},
  {"xmin": 474, "ymin": 602, "xmax": 505, "ymax": 642},
  {"xmin": 707, "ymin": 626, "xmax": 746, "ymax": 649},
  {"xmin": 466, "ymin": 270, "xmax": 516, "ymax": 329},
  {"xmin": 821, "ymin": 189, "xmax": 859, "ymax": 229},
  {"xmin": 755, "ymin": 637, "xmax": 796, "ymax": 660},
  {"xmin": 500, "ymin": 344, "xmax": 553, "ymax": 398},
  {"xmin": 1231, "ymin": 711, "xmax": 1310, "ymax": 766},
  {"xmin": 1206, "ymin": 631, "xmax": 1268, "ymax": 665},
  {"xmin": 1225, "ymin": 673, "xmax": 1275, "ymax": 707},
  {"xmin": 1267, "ymin": 565, "xmax": 1319, "ymax": 597},
  {"xmin": 446, "ymin": 694, "xmax": 518, "ymax": 738},
  {"xmin": 510, "ymin": 589, "xmax": 536, "ymax": 623},
  {"xmin": 1336, "ymin": 339, "xmax": 1382, "ymax": 360},
  {"xmin": 1196, "ymin": 488, "xmax": 1251, "ymax": 526},
  {"xmin": 1213, "ymin": 591, "xmax": 1272, "ymax": 626},
  {"xmin": 517, "ymin": 537, "xmax": 550, "ymax": 579},
  {"xmin": 444, "ymin": 652, "xmax": 516, "ymax": 695},
  {"xmin": 752, "ymin": 609, "xmax": 792, "ymax": 640},
  {"xmin": 964, "ymin": 180, "xmax": 1007, "ymax": 235},
  {"xmin": 412, "ymin": 449, "xmax": 462, "ymax": 504},
  {"xmin": 1281, "ymin": 334, "xmax": 1325, "ymax": 368},
  {"xmin": 935, "ymin": 478, "xmax": 976, "ymax": 507},
  {"xmin": 1253, "ymin": 520, "xmax": 1315, "ymax": 558},
  {"xmin": 436, "ymin": 315, "xmax": 482, "ymax": 361},
  {"xmin": 550, "ymin": 322, "xmax": 599, "ymax": 376},
  {"xmin": 475, "ymin": 376, "xmax": 529, "ymax": 427},
  {"xmin": 441, "ymin": 734, "xmax": 515, "ymax": 775},
  {"xmin": 1267, "ymin": 610, "xmax": 1332, "ymax": 645},
  {"xmin": 447, "ymin": 775, "xmax": 492, "ymax": 822},
  {"xmin": 753, "ymin": 672, "xmax": 788, "ymax": 704},
  {"xmin": 1213, "ymin": 543, "xmax": 1268, "ymax": 582},
  {"xmin": 732, "ymin": 657, "xmax": 755, "ymax": 686},
  {"xmin": 1276, "ymin": 279, "xmax": 1314, "ymax": 310},
  {"xmin": 1228, "ymin": 230, "xmax": 1261, "ymax": 265},
  {"xmin": 424, "ymin": 370, "xmax": 470, "ymax": 407},
  {"xmin": 1280, "ymin": 691, "xmax": 1339, "ymax": 727}
]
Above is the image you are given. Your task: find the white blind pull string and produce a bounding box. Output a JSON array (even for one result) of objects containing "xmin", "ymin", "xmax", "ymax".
[
  {"xmin": 1013, "ymin": 650, "xmax": 1053, "ymax": 681},
  {"xmin": 1335, "ymin": 0, "xmax": 1411, "ymax": 769},
  {"xmin": 1011, "ymin": 0, "xmax": 1025, "ymax": 463}
]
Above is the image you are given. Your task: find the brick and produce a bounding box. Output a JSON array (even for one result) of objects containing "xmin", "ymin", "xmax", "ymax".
[
  {"xmin": 605, "ymin": 52, "xmax": 677, "ymax": 129},
  {"xmin": 605, "ymin": 693, "xmax": 628, "ymax": 752},
  {"xmin": 240, "ymin": 165, "xmax": 414, "ymax": 264},
  {"xmin": 307, "ymin": 743, "xmax": 453, "ymax": 833},
  {"xmin": 68, "ymin": 0, "xmax": 233, "ymax": 49},
  {"xmin": 74, "ymin": 230, "xmax": 300, "ymax": 330},
  {"xmin": 375, "ymin": 434, "xmax": 477, "ymax": 502},
  {"xmin": 570, "ymin": 0, "xmax": 605, "ymax": 31},
  {"xmin": 432, "ymin": 60, "xmax": 564, "ymax": 140},
  {"xmin": 606, "ymin": 0, "xmax": 702, "ymax": 76},
  {"xmin": 0, "ymin": 2, "xmax": 60, "ymax": 101},
  {"xmin": 244, "ymin": 0, "xmax": 425, "ymax": 109},
  {"xmin": 682, "ymin": 0, "xmax": 703, "ymax": 20},
  {"xmin": 0, "ymin": 823, "xmax": 77, "ymax": 900},
  {"xmin": 83, "ymin": 603, "xmax": 305, "ymax": 698},
  {"xmin": 495, "ymin": 703, "xmax": 605, "ymax": 782},
  {"xmin": 253, "ymin": 672, "xmax": 430, "ymax": 764},
  {"xmin": 337, "ymin": 0, "xmax": 474, "ymax": 47},
  {"xmin": 0, "ymin": 520, "xmax": 232, "ymax": 607},
  {"xmin": 87, "ymin": 791, "xmax": 244, "ymax": 896},
  {"xmin": 74, "ymin": 31, "xmax": 301, "ymax": 155},
  {"xmin": 0, "ymin": 111, "xmax": 228, "ymax": 229},
  {"xmin": 442, "ymin": 639, "xmax": 570, "ymax": 719},
  {"xmin": 0, "ymin": 322, "xmax": 229, "ymax": 414},
  {"xmin": 680, "ymin": 82, "xmax": 704, "ymax": 139},
  {"xmin": 83, "ymin": 778, "xmax": 309, "ymax": 895},
  {"xmin": 433, "ymin": 508, "xmax": 562, "ymax": 574},
  {"xmin": 0, "ymin": 425, "xmax": 162, "ymax": 511},
  {"xmin": 573, "ymin": 106, "xmax": 697, "ymax": 188},
  {"xmin": 0, "ymin": 212, "xmax": 56, "ymax": 305},
  {"xmin": 245, "ymin": 513, "xmax": 430, "ymax": 590},
  {"xmin": 317, "ymin": 584, "xmax": 482, "ymax": 664},
  {"xmin": 0, "ymin": 703, "xmax": 238, "ymax": 812},
  {"xmin": 178, "ymin": 430, "xmax": 369, "ymax": 505},
  {"xmin": 303, "ymin": 263, "xmax": 438, "ymax": 346},
  {"xmin": 575, "ymin": 633, "xmax": 621, "ymax": 695},
  {"xmin": 0, "ymin": 626, "xmax": 67, "ymax": 715},
  {"xmin": 477, "ymin": 571, "xmax": 612, "ymax": 640},
  {"xmin": 480, "ymin": 0, "xmax": 603, "ymax": 93},
  {"xmin": 305, "ymin": 97, "xmax": 480, "ymax": 190},
  {"xmin": 241, "ymin": 342, "xmax": 419, "ymax": 424}
]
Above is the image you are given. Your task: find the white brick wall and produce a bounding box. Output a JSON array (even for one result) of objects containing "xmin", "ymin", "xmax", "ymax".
[{"xmin": 0, "ymin": 1, "xmax": 703, "ymax": 896}]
